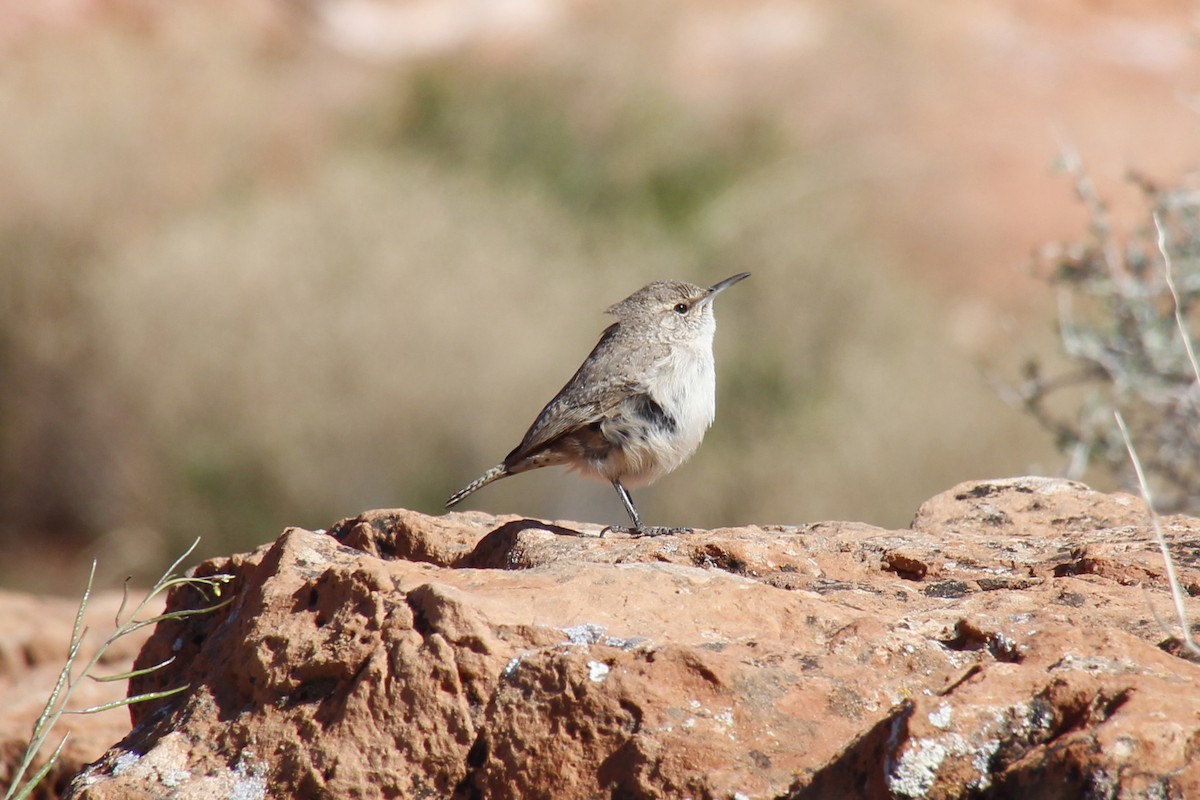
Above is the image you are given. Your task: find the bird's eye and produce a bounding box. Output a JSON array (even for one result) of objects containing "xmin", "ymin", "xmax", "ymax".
[{"xmin": 674, "ymin": 302, "xmax": 689, "ymax": 314}]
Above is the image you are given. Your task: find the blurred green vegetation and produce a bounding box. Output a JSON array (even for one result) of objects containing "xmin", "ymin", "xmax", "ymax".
[
  {"xmin": 383, "ymin": 64, "xmax": 780, "ymax": 230},
  {"xmin": 0, "ymin": 13, "xmax": 1055, "ymax": 591}
]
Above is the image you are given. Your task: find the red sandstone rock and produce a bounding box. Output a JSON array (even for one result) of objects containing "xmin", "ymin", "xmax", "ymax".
[{"xmin": 37, "ymin": 477, "xmax": 1200, "ymax": 798}]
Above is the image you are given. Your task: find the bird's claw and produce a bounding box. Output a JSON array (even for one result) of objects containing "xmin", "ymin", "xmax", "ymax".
[{"xmin": 601, "ymin": 524, "xmax": 693, "ymax": 538}]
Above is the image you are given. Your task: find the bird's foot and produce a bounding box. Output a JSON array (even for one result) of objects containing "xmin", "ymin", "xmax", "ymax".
[{"xmin": 601, "ymin": 524, "xmax": 693, "ymax": 538}]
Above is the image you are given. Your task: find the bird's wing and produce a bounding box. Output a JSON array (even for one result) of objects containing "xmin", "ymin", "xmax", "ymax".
[{"xmin": 503, "ymin": 324, "xmax": 668, "ymax": 468}]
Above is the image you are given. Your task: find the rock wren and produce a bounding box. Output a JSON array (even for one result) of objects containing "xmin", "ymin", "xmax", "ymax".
[{"xmin": 446, "ymin": 272, "xmax": 749, "ymax": 535}]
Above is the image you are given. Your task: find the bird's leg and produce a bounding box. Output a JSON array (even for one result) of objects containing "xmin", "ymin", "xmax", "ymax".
[
  {"xmin": 612, "ymin": 479, "xmax": 642, "ymax": 530},
  {"xmin": 602, "ymin": 479, "xmax": 692, "ymax": 537}
]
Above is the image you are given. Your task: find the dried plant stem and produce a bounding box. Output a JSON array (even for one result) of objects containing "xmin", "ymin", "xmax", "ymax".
[
  {"xmin": 1155, "ymin": 212, "xmax": 1200, "ymax": 386},
  {"xmin": 1114, "ymin": 410, "xmax": 1200, "ymax": 655},
  {"xmin": 3, "ymin": 539, "xmax": 233, "ymax": 800}
]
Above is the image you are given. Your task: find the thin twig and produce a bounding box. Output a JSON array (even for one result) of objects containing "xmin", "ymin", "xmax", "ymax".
[
  {"xmin": 1114, "ymin": 410, "xmax": 1200, "ymax": 654},
  {"xmin": 1155, "ymin": 212, "xmax": 1200, "ymax": 386},
  {"xmin": 1053, "ymin": 130, "xmax": 1123, "ymax": 280}
]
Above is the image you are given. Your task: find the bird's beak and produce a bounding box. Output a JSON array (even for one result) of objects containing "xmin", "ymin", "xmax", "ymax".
[{"xmin": 703, "ymin": 272, "xmax": 751, "ymax": 302}]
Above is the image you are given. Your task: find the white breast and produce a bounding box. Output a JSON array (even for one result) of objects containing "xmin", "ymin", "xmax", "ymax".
[
  {"xmin": 656, "ymin": 339, "xmax": 716, "ymax": 438},
  {"xmin": 621, "ymin": 336, "xmax": 715, "ymax": 485}
]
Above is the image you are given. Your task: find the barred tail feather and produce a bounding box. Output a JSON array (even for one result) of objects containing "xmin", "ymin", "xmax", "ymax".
[{"xmin": 445, "ymin": 464, "xmax": 508, "ymax": 508}]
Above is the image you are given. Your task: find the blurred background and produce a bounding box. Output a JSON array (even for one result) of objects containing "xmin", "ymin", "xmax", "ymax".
[{"xmin": 1, "ymin": 0, "xmax": 1197, "ymax": 592}]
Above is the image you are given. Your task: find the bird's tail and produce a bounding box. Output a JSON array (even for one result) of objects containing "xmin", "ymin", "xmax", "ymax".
[{"xmin": 445, "ymin": 464, "xmax": 508, "ymax": 508}]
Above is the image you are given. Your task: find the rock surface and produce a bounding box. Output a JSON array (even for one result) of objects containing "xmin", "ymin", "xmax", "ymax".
[{"xmin": 51, "ymin": 477, "xmax": 1200, "ymax": 799}]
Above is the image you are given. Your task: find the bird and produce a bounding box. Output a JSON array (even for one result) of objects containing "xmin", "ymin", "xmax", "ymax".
[{"xmin": 445, "ymin": 272, "xmax": 749, "ymax": 535}]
